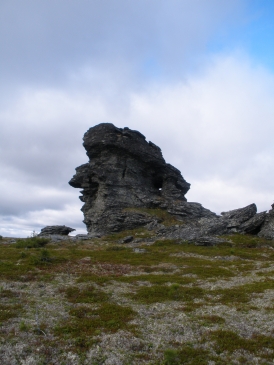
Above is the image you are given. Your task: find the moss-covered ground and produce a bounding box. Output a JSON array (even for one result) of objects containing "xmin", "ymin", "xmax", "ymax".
[{"xmin": 1, "ymin": 232, "xmax": 274, "ymax": 364}]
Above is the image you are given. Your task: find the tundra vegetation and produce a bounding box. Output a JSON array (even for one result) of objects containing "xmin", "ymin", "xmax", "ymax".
[{"xmin": 1, "ymin": 230, "xmax": 274, "ymax": 365}]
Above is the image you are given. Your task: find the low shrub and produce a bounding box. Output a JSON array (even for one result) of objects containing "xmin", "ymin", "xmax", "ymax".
[{"xmin": 15, "ymin": 236, "xmax": 50, "ymax": 249}]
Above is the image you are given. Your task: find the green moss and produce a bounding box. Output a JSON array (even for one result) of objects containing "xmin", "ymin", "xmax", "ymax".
[
  {"xmin": 0, "ymin": 289, "xmax": 18, "ymax": 298},
  {"xmin": 212, "ymin": 278, "xmax": 274, "ymax": 305},
  {"xmin": 176, "ymin": 302, "xmax": 204, "ymax": 312},
  {"xmin": 30, "ymin": 249, "xmax": 53, "ymax": 265},
  {"xmin": 153, "ymin": 239, "xmax": 180, "ymax": 246},
  {"xmin": 182, "ymin": 264, "xmax": 234, "ymax": 279},
  {"xmin": 117, "ymin": 274, "xmax": 195, "ymax": 286},
  {"xmin": 0, "ymin": 303, "xmax": 22, "ymax": 323},
  {"xmin": 76, "ymin": 274, "xmax": 112, "ymax": 285},
  {"xmin": 128, "ymin": 284, "xmax": 205, "ymax": 304},
  {"xmin": 223, "ymin": 234, "xmax": 272, "ymax": 248},
  {"xmin": 163, "ymin": 345, "xmax": 209, "ymax": 365},
  {"xmin": 55, "ymin": 303, "xmax": 136, "ymax": 340},
  {"xmin": 198, "ymin": 315, "xmax": 225, "ymax": 325},
  {"xmin": 63, "ymin": 285, "xmax": 109, "ymax": 304},
  {"xmin": 210, "ymin": 330, "xmax": 274, "ymax": 358}
]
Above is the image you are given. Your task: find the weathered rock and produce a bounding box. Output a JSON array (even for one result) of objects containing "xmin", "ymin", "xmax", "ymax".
[
  {"xmin": 120, "ymin": 236, "xmax": 134, "ymax": 244},
  {"xmin": 239, "ymin": 211, "xmax": 267, "ymax": 234},
  {"xmin": 221, "ymin": 204, "xmax": 257, "ymax": 225},
  {"xmin": 155, "ymin": 203, "xmax": 266, "ymax": 240},
  {"xmin": 258, "ymin": 205, "xmax": 274, "ymax": 239},
  {"xmin": 38, "ymin": 225, "xmax": 75, "ymax": 236},
  {"xmin": 69, "ymin": 123, "xmax": 216, "ymax": 235},
  {"xmin": 69, "ymin": 123, "xmax": 269, "ymax": 240}
]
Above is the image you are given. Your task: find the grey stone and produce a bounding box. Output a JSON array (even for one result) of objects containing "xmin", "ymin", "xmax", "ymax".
[
  {"xmin": 75, "ymin": 234, "xmax": 91, "ymax": 240},
  {"xmin": 87, "ymin": 233, "xmax": 102, "ymax": 238},
  {"xmin": 38, "ymin": 225, "xmax": 75, "ymax": 236},
  {"xmin": 239, "ymin": 211, "xmax": 267, "ymax": 234},
  {"xmin": 69, "ymin": 123, "xmax": 216, "ymax": 235},
  {"xmin": 154, "ymin": 203, "xmax": 266, "ymax": 240},
  {"xmin": 41, "ymin": 234, "xmax": 71, "ymax": 242},
  {"xmin": 133, "ymin": 248, "xmax": 147, "ymax": 253},
  {"xmin": 220, "ymin": 203, "xmax": 257, "ymax": 224},
  {"xmin": 258, "ymin": 206, "xmax": 274, "ymax": 239},
  {"xmin": 69, "ymin": 123, "xmax": 269, "ymax": 241},
  {"xmin": 120, "ymin": 236, "xmax": 134, "ymax": 244}
]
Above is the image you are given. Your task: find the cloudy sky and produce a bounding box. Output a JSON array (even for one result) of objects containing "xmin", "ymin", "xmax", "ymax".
[{"xmin": 1, "ymin": 0, "xmax": 274, "ymax": 237}]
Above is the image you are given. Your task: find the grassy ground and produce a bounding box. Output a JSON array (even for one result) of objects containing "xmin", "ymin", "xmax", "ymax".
[{"xmin": 1, "ymin": 233, "xmax": 274, "ymax": 364}]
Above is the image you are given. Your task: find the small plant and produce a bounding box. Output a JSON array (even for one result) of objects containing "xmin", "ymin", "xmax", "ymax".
[
  {"xmin": 19, "ymin": 251, "xmax": 28, "ymax": 258},
  {"xmin": 30, "ymin": 249, "xmax": 53, "ymax": 265},
  {"xmin": 153, "ymin": 239, "xmax": 179, "ymax": 247},
  {"xmin": 163, "ymin": 349, "xmax": 180, "ymax": 365},
  {"xmin": 15, "ymin": 236, "xmax": 50, "ymax": 249},
  {"xmin": 19, "ymin": 320, "xmax": 30, "ymax": 331},
  {"xmin": 30, "ymin": 230, "xmax": 37, "ymax": 237}
]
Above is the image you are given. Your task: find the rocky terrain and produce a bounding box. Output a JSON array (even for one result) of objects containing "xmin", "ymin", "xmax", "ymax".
[{"xmin": 69, "ymin": 123, "xmax": 274, "ymax": 242}]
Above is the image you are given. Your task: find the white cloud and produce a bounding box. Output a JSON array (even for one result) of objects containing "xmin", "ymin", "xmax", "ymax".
[{"xmin": 126, "ymin": 53, "xmax": 274, "ymax": 213}]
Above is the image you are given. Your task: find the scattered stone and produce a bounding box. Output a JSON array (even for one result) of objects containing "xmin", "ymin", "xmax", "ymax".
[
  {"xmin": 120, "ymin": 236, "xmax": 134, "ymax": 244},
  {"xmin": 133, "ymin": 248, "xmax": 147, "ymax": 253},
  {"xmin": 38, "ymin": 225, "xmax": 75, "ymax": 236},
  {"xmin": 76, "ymin": 235, "xmax": 90, "ymax": 240},
  {"xmin": 191, "ymin": 236, "xmax": 231, "ymax": 247}
]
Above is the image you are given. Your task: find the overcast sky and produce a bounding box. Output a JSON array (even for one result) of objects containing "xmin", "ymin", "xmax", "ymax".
[{"xmin": 1, "ymin": 0, "xmax": 274, "ymax": 237}]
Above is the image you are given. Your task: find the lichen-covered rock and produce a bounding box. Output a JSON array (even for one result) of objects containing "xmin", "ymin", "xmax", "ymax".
[
  {"xmin": 38, "ymin": 225, "xmax": 75, "ymax": 236},
  {"xmin": 69, "ymin": 123, "xmax": 216, "ymax": 234}
]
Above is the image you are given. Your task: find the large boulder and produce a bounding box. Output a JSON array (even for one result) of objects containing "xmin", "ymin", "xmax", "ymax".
[
  {"xmin": 38, "ymin": 225, "xmax": 75, "ymax": 236},
  {"xmin": 69, "ymin": 123, "xmax": 216, "ymax": 234}
]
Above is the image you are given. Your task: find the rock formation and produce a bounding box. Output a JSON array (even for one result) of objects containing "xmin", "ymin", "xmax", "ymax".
[
  {"xmin": 70, "ymin": 123, "xmax": 272, "ymax": 240},
  {"xmin": 38, "ymin": 225, "xmax": 75, "ymax": 236},
  {"xmin": 69, "ymin": 123, "xmax": 215, "ymax": 235}
]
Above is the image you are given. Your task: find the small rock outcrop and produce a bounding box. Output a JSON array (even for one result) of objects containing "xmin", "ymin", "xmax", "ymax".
[
  {"xmin": 69, "ymin": 123, "xmax": 216, "ymax": 235},
  {"xmin": 38, "ymin": 225, "xmax": 75, "ymax": 236}
]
